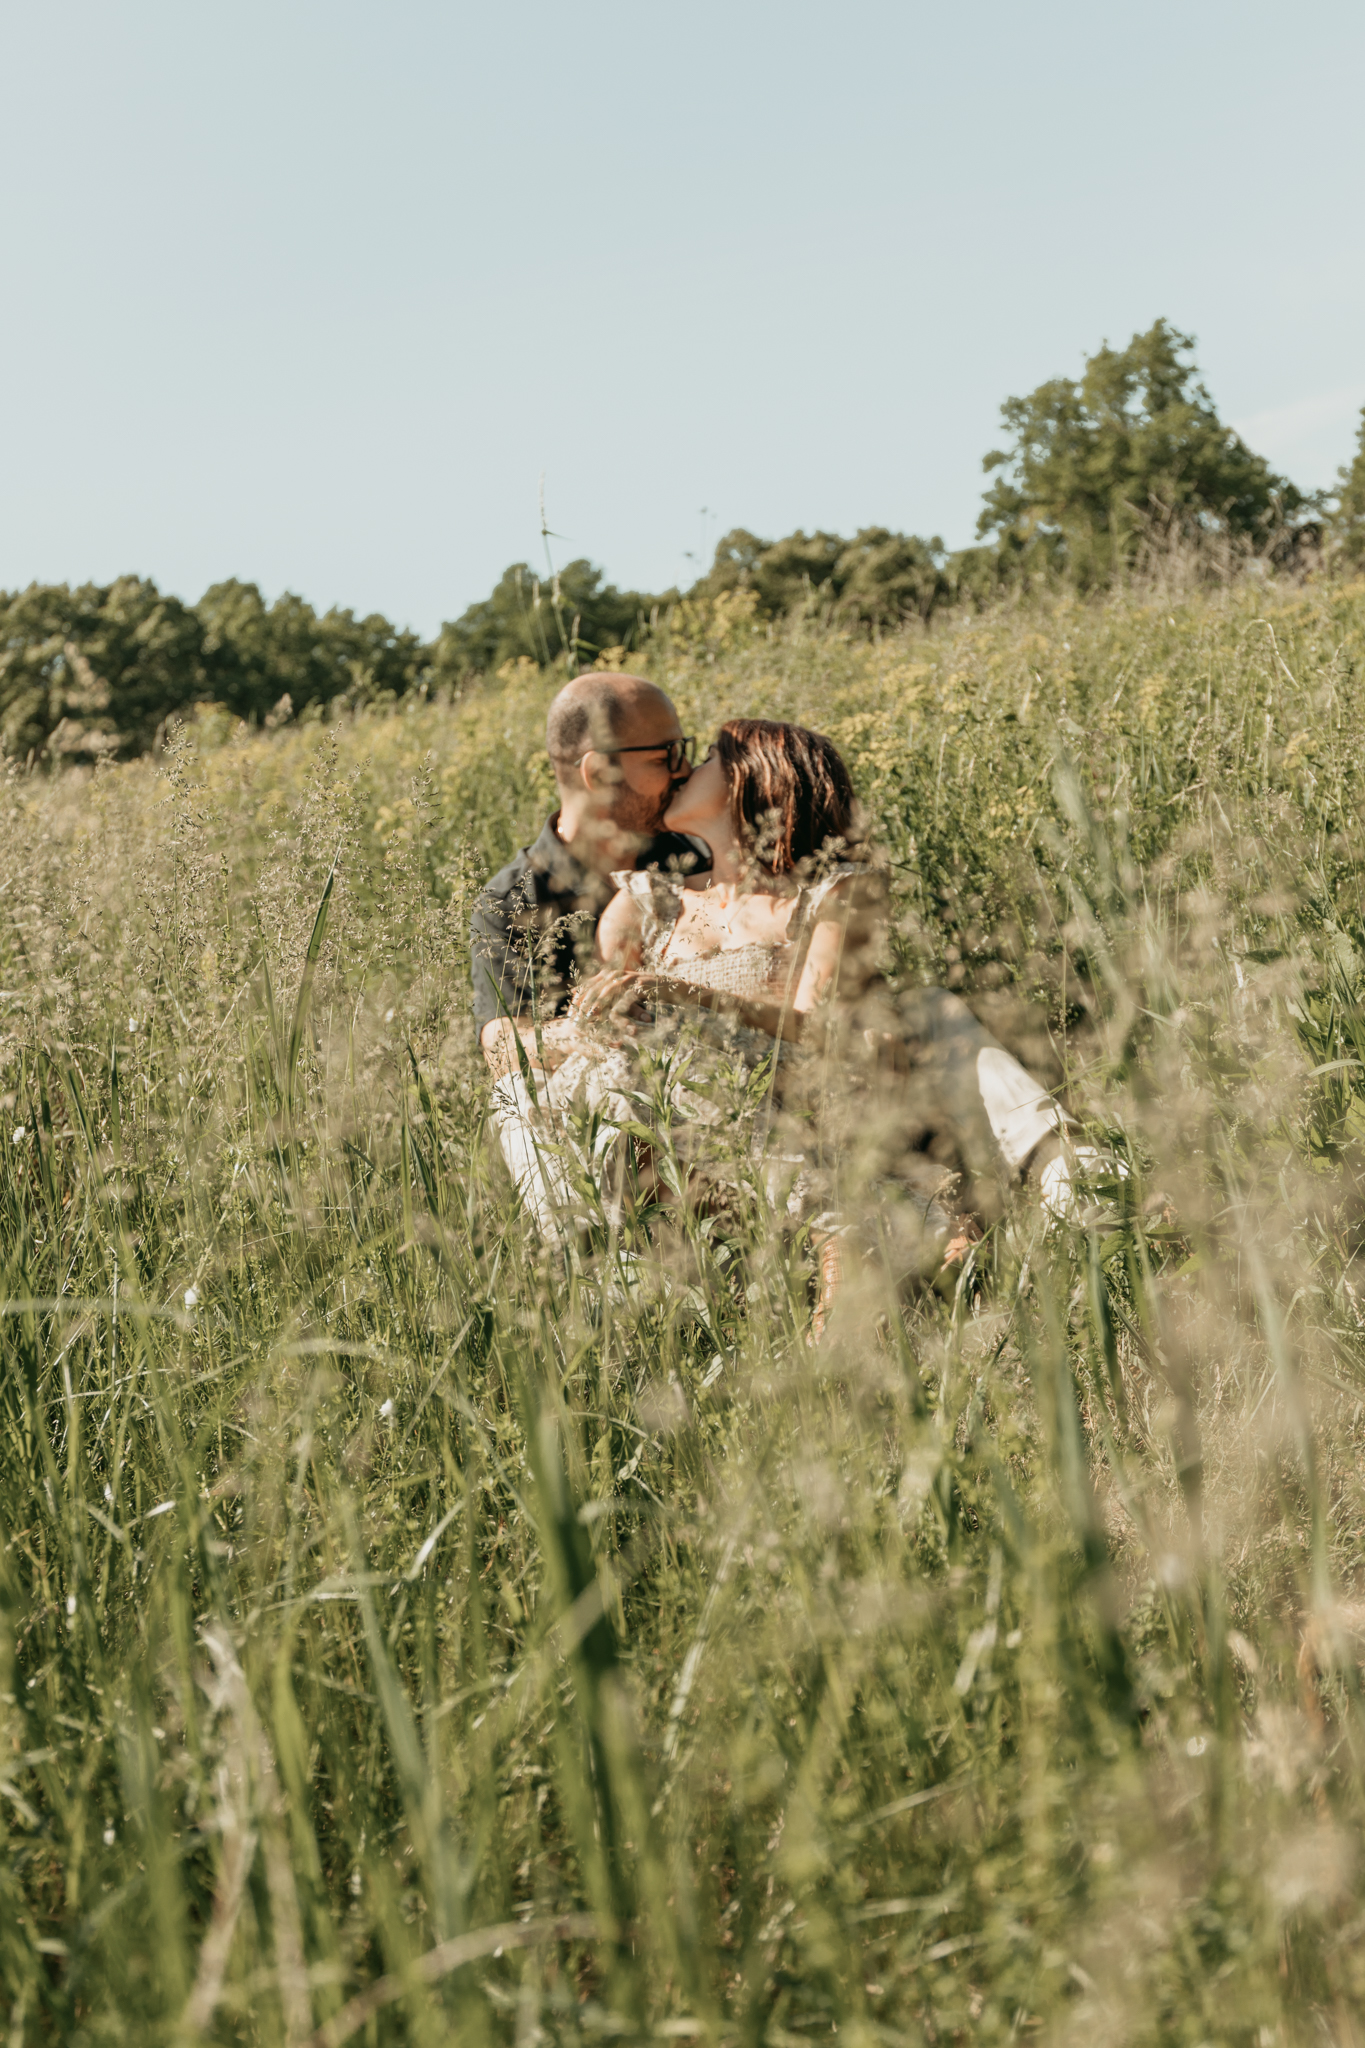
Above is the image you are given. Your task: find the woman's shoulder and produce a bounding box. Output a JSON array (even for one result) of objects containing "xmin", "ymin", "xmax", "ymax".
[{"xmin": 610, "ymin": 868, "xmax": 686, "ymax": 911}]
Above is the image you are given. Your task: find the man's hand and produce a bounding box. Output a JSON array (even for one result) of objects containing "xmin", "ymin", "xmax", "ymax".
[{"xmin": 567, "ymin": 969, "xmax": 656, "ymax": 1024}]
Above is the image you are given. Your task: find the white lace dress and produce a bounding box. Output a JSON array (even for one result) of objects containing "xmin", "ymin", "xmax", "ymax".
[
  {"xmin": 511, "ymin": 865, "xmax": 867, "ymax": 1226},
  {"xmin": 624, "ymin": 860, "xmax": 862, "ymax": 1021}
]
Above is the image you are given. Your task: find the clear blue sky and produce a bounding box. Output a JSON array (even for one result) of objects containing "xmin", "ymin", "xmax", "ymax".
[{"xmin": 2, "ymin": 0, "xmax": 1362, "ymax": 637}]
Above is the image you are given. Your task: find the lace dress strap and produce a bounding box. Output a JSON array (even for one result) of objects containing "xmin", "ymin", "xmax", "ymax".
[{"xmin": 790, "ymin": 862, "xmax": 865, "ymax": 939}]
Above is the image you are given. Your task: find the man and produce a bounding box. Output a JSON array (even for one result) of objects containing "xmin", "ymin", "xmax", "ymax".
[
  {"xmin": 471, "ymin": 671, "xmax": 707, "ymax": 1233},
  {"xmin": 472, "ymin": 670, "xmax": 706, "ymax": 1074}
]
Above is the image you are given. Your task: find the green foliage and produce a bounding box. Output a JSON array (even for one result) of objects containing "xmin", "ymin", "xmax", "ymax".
[
  {"xmin": 4, "ymin": 583, "xmax": 1365, "ymax": 2040},
  {"xmin": 696, "ymin": 523, "xmax": 949, "ymax": 627},
  {"xmin": 1327, "ymin": 404, "xmax": 1365, "ymax": 568},
  {"xmin": 196, "ymin": 580, "xmax": 429, "ymax": 723},
  {"xmin": 0, "ymin": 578, "xmax": 433, "ymax": 764},
  {"xmin": 977, "ymin": 319, "xmax": 1307, "ymax": 585},
  {"xmin": 0, "ymin": 576, "xmax": 207, "ymax": 760},
  {"xmin": 432, "ymin": 559, "xmax": 656, "ymax": 682}
]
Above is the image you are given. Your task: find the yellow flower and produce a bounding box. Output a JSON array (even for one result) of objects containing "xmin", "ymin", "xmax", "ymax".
[{"xmin": 1136, "ymin": 674, "xmax": 1167, "ymax": 732}]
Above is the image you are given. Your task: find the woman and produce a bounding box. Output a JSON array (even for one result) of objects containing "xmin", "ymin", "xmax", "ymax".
[
  {"xmin": 577, "ymin": 717, "xmax": 878, "ymax": 1040},
  {"xmin": 547, "ymin": 720, "xmax": 877, "ymax": 1318},
  {"xmin": 560, "ymin": 720, "xmax": 967, "ymax": 1322}
]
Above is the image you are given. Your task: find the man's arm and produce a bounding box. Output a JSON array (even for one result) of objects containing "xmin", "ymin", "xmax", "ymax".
[
  {"xmin": 472, "ymin": 896, "xmax": 585, "ymax": 1079},
  {"xmin": 471, "ymin": 883, "xmax": 549, "ymax": 1078},
  {"xmin": 471, "ymin": 860, "xmax": 609, "ymax": 1079}
]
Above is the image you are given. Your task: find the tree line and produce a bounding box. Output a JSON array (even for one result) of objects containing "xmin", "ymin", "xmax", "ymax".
[{"xmin": 5, "ymin": 320, "xmax": 1365, "ymax": 763}]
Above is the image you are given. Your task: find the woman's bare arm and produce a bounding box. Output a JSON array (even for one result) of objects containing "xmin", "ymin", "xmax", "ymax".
[
  {"xmin": 791, "ymin": 873, "xmax": 885, "ymax": 1013},
  {"xmin": 596, "ymin": 885, "xmax": 645, "ymax": 968}
]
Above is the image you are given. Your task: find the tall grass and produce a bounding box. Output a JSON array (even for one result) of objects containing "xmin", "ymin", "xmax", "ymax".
[{"xmin": 5, "ymin": 576, "xmax": 1365, "ymax": 2044}]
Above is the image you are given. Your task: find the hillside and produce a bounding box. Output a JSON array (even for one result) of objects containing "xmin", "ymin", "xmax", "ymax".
[{"xmin": 5, "ymin": 574, "xmax": 1365, "ymax": 2042}]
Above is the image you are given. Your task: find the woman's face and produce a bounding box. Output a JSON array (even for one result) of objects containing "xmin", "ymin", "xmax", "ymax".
[{"xmin": 663, "ymin": 744, "xmax": 728, "ymax": 835}]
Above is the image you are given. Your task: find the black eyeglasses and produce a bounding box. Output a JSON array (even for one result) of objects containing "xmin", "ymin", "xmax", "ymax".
[{"xmin": 579, "ymin": 736, "xmax": 696, "ymax": 774}]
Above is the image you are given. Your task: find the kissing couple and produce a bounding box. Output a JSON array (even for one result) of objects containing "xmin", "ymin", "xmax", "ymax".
[{"xmin": 471, "ymin": 670, "xmax": 1074, "ymax": 1312}]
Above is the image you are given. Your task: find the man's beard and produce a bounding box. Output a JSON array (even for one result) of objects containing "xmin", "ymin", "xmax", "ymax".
[{"xmin": 612, "ymin": 783, "xmax": 674, "ymax": 841}]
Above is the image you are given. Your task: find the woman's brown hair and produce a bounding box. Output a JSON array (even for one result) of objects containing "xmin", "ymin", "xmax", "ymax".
[{"xmin": 715, "ymin": 719, "xmax": 861, "ymax": 876}]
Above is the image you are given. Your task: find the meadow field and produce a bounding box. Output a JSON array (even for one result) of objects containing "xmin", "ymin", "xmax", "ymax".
[{"xmin": 7, "ymin": 571, "xmax": 1365, "ymax": 2045}]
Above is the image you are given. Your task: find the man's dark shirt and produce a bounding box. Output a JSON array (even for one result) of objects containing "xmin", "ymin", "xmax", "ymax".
[{"xmin": 470, "ymin": 814, "xmax": 709, "ymax": 1037}]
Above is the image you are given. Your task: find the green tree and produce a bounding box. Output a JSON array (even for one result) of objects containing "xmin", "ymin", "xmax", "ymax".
[
  {"xmin": 695, "ymin": 525, "xmax": 947, "ymax": 626},
  {"xmin": 1327, "ymin": 406, "xmax": 1365, "ymax": 569},
  {"xmin": 431, "ymin": 560, "xmax": 654, "ymax": 682},
  {"xmin": 0, "ymin": 576, "xmax": 433, "ymax": 764},
  {"xmin": 829, "ymin": 527, "xmax": 947, "ymax": 627},
  {"xmin": 697, "ymin": 528, "xmax": 771, "ymax": 602},
  {"xmin": 976, "ymin": 319, "xmax": 1304, "ymax": 585},
  {"xmin": 196, "ymin": 581, "xmax": 428, "ymax": 721},
  {"xmin": 740, "ymin": 530, "xmax": 845, "ymax": 613},
  {"xmin": 0, "ymin": 577, "xmax": 207, "ymax": 760}
]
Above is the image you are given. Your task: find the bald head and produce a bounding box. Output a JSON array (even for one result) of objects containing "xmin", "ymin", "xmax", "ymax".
[
  {"xmin": 546, "ymin": 672, "xmax": 677, "ymax": 772},
  {"xmin": 543, "ymin": 671, "xmax": 690, "ymax": 864}
]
